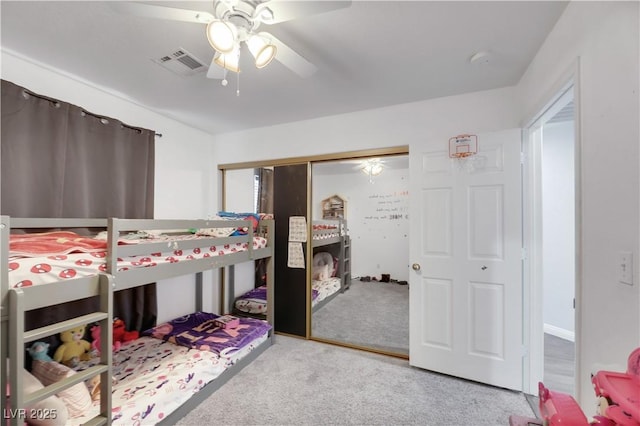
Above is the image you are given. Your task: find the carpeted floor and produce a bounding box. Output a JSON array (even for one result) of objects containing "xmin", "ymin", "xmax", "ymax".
[
  {"xmin": 312, "ymin": 278, "xmax": 409, "ymax": 355},
  {"xmin": 176, "ymin": 335, "xmax": 535, "ymax": 425}
]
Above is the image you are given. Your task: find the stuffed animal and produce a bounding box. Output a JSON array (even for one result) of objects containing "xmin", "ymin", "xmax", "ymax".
[
  {"xmin": 90, "ymin": 324, "xmax": 120, "ymax": 354},
  {"xmin": 86, "ymin": 375, "xmax": 101, "ymax": 402},
  {"xmin": 90, "ymin": 324, "xmax": 101, "ymax": 355},
  {"xmin": 53, "ymin": 325, "xmax": 92, "ymax": 368},
  {"xmin": 27, "ymin": 341, "xmax": 53, "ymax": 362},
  {"xmin": 86, "ymin": 374, "xmax": 118, "ymax": 402},
  {"xmin": 113, "ymin": 318, "xmax": 139, "ymax": 346}
]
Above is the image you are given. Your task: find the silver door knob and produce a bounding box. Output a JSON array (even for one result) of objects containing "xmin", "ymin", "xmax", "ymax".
[{"xmin": 412, "ymin": 263, "xmax": 421, "ymax": 271}]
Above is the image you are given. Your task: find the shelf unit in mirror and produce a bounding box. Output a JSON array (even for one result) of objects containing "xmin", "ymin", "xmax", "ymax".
[{"xmin": 322, "ymin": 194, "xmax": 346, "ymax": 219}]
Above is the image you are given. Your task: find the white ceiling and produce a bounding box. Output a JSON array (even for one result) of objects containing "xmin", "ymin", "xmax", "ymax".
[{"xmin": 0, "ymin": 1, "xmax": 568, "ymax": 136}]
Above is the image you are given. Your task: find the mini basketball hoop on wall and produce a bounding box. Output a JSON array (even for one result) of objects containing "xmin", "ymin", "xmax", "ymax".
[{"xmin": 449, "ymin": 134, "xmax": 479, "ymax": 171}]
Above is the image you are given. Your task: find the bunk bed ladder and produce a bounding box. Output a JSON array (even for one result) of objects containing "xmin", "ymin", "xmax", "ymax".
[{"xmin": 8, "ymin": 274, "xmax": 114, "ymax": 426}]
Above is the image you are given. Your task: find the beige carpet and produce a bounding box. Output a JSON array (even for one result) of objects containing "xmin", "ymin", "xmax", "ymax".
[{"xmin": 176, "ymin": 335, "xmax": 535, "ymax": 425}]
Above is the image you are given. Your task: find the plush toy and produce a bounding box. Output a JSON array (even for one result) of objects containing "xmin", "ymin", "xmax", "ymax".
[
  {"xmin": 27, "ymin": 341, "xmax": 53, "ymax": 362},
  {"xmin": 113, "ymin": 318, "xmax": 139, "ymax": 346},
  {"xmin": 90, "ymin": 324, "xmax": 120, "ymax": 354},
  {"xmin": 86, "ymin": 375, "xmax": 101, "ymax": 402},
  {"xmin": 90, "ymin": 324, "xmax": 101, "ymax": 355},
  {"xmin": 53, "ymin": 325, "xmax": 92, "ymax": 368},
  {"xmin": 85, "ymin": 374, "xmax": 118, "ymax": 402}
]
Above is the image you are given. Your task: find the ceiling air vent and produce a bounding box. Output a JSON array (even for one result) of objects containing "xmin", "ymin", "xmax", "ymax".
[{"xmin": 153, "ymin": 48, "xmax": 207, "ymax": 77}]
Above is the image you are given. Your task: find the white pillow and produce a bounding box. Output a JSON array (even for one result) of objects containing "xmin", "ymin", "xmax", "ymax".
[
  {"xmin": 313, "ymin": 252, "xmax": 334, "ymax": 268},
  {"xmin": 31, "ymin": 360, "xmax": 93, "ymax": 418},
  {"xmin": 8, "ymin": 368, "xmax": 69, "ymax": 426},
  {"xmin": 313, "ymin": 264, "xmax": 330, "ymax": 281},
  {"xmin": 196, "ymin": 227, "xmax": 236, "ymax": 237},
  {"xmin": 313, "ymin": 252, "xmax": 335, "ymax": 279}
]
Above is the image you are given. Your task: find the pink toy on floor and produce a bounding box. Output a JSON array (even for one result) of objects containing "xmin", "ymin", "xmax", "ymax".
[
  {"xmin": 538, "ymin": 382, "xmax": 589, "ymax": 426},
  {"xmin": 591, "ymin": 347, "xmax": 640, "ymax": 426}
]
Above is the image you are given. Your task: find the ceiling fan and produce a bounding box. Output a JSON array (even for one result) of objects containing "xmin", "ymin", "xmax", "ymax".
[
  {"xmin": 111, "ymin": 1, "xmax": 351, "ymax": 85},
  {"xmin": 358, "ymin": 158, "xmax": 385, "ymax": 179},
  {"xmin": 335, "ymin": 158, "xmax": 387, "ymax": 182}
]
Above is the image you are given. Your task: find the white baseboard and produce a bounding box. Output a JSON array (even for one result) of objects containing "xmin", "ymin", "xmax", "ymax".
[{"xmin": 544, "ymin": 323, "xmax": 575, "ymax": 342}]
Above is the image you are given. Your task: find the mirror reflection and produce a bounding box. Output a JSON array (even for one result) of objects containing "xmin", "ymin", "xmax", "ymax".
[
  {"xmin": 223, "ymin": 167, "xmax": 273, "ymax": 321},
  {"xmin": 310, "ymin": 155, "xmax": 410, "ymax": 355}
]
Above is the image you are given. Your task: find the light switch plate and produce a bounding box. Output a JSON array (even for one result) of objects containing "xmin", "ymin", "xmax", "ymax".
[{"xmin": 619, "ymin": 252, "xmax": 633, "ymax": 285}]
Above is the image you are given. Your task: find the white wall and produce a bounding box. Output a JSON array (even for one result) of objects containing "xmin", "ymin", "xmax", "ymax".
[
  {"xmin": 224, "ymin": 168, "xmax": 256, "ymax": 214},
  {"xmin": 312, "ymin": 167, "xmax": 410, "ymax": 281},
  {"xmin": 212, "ymin": 86, "xmax": 518, "ymax": 164},
  {"xmin": 542, "ymin": 121, "xmax": 575, "ymax": 339},
  {"xmin": 1, "ymin": 50, "xmax": 219, "ymax": 323},
  {"xmin": 516, "ymin": 1, "xmax": 639, "ymax": 408}
]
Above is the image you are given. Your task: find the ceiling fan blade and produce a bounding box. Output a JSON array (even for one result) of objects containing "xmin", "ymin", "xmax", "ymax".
[
  {"xmin": 206, "ymin": 58, "xmax": 226, "ymax": 79},
  {"xmin": 109, "ymin": 2, "xmax": 214, "ymax": 24},
  {"xmin": 263, "ymin": 32, "xmax": 317, "ymax": 78},
  {"xmin": 262, "ymin": 1, "xmax": 352, "ymax": 24}
]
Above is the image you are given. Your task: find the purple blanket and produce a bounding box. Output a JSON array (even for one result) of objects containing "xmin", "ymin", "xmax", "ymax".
[
  {"xmin": 142, "ymin": 311, "xmax": 271, "ymax": 356},
  {"xmin": 239, "ymin": 285, "xmax": 267, "ymax": 301}
]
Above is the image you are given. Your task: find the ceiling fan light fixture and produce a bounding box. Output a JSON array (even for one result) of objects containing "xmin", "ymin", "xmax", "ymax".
[
  {"xmin": 259, "ymin": 7, "xmax": 274, "ymax": 22},
  {"xmin": 247, "ymin": 33, "xmax": 277, "ymax": 68},
  {"xmin": 361, "ymin": 159, "xmax": 384, "ymax": 176},
  {"xmin": 213, "ymin": 48, "xmax": 241, "ymax": 73},
  {"xmin": 206, "ymin": 19, "xmax": 238, "ymax": 53}
]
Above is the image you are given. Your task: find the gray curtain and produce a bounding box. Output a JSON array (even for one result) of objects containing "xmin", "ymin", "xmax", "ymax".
[{"xmin": 1, "ymin": 79, "xmax": 157, "ymax": 337}]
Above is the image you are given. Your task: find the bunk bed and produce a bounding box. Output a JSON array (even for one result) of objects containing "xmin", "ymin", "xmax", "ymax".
[
  {"xmin": 311, "ymin": 219, "xmax": 350, "ymax": 312},
  {"xmin": 1, "ymin": 215, "xmax": 275, "ymax": 426},
  {"xmin": 231, "ymin": 218, "xmax": 350, "ymax": 319}
]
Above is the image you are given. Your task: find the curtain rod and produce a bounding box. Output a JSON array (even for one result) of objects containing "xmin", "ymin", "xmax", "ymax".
[{"xmin": 22, "ymin": 88, "xmax": 161, "ymax": 137}]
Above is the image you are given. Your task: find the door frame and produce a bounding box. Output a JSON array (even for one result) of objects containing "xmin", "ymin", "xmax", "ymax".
[{"xmin": 522, "ymin": 60, "xmax": 582, "ymax": 398}]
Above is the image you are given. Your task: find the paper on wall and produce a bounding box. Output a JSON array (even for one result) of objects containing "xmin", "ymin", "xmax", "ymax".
[
  {"xmin": 287, "ymin": 242, "xmax": 305, "ymax": 268},
  {"xmin": 288, "ymin": 216, "xmax": 307, "ymax": 242}
]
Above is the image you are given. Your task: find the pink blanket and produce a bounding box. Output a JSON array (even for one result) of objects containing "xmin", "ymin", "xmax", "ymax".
[{"xmin": 9, "ymin": 231, "xmax": 107, "ymax": 257}]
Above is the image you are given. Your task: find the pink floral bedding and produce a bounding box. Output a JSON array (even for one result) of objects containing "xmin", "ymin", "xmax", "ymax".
[
  {"xmin": 8, "ymin": 232, "xmax": 267, "ymax": 288},
  {"xmin": 312, "ymin": 277, "xmax": 342, "ymax": 307},
  {"xmin": 72, "ymin": 332, "xmax": 269, "ymax": 425}
]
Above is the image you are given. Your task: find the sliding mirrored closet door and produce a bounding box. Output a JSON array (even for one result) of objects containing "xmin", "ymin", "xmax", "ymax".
[
  {"xmin": 310, "ymin": 155, "xmax": 410, "ymax": 356},
  {"xmin": 223, "ymin": 165, "xmax": 309, "ymax": 337}
]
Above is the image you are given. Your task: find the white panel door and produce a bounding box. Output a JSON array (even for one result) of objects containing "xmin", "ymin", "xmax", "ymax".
[{"xmin": 409, "ymin": 129, "xmax": 523, "ymax": 390}]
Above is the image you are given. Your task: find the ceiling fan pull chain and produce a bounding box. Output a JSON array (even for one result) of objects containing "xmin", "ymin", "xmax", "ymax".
[
  {"xmin": 221, "ymin": 68, "xmax": 229, "ymax": 87},
  {"xmin": 237, "ymin": 70, "xmax": 240, "ymax": 96}
]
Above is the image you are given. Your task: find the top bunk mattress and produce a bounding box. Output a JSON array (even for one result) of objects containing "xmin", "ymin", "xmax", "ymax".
[{"xmin": 8, "ymin": 231, "xmax": 267, "ymax": 289}]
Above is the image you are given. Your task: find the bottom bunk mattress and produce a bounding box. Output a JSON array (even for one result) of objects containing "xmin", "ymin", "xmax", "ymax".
[
  {"xmin": 312, "ymin": 277, "xmax": 342, "ymax": 308},
  {"xmin": 233, "ymin": 285, "xmax": 267, "ymax": 318},
  {"xmin": 71, "ymin": 313, "xmax": 271, "ymax": 425}
]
